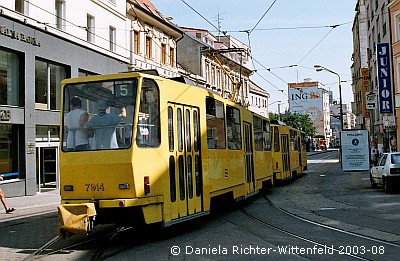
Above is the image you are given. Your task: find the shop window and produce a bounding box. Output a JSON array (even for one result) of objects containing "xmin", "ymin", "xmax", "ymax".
[
  {"xmin": 0, "ymin": 49, "xmax": 21, "ymax": 106},
  {"xmin": 35, "ymin": 59, "xmax": 67, "ymax": 110},
  {"xmin": 0, "ymin": 125, "xmax": 21, "ymax": 179}
]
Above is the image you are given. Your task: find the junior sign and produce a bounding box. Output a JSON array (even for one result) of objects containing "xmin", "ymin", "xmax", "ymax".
[
  {"xmin": 376, "ymin": 43, "xmax": 393, "ymax": 114},
  {"xmin": 341, "ymin": 130, "xmax": 370, "ymax": 171}
]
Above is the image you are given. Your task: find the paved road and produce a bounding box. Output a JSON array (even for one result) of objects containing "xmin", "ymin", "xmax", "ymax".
[{"xmin": 2, "ymin": 149, "xmax": 400, "ymax": 260}]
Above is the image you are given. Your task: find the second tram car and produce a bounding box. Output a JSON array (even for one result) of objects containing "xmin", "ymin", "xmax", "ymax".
[
  {"xmin": 271, "ymin": 122, "xmax": 307, "ymax": 183},
  {"xmin": 58, "ymin": 71, "xmax": 281, "ymax": 237}
]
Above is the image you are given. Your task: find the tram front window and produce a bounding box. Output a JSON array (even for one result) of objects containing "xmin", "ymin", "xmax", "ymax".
[{"xmin": 62, "ymin": 78, "xmax": 137, "ymax": 151}]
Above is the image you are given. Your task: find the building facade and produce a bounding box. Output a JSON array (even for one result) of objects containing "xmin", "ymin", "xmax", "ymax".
[
  {"xmin": 177, "ymin": 27, "xmax": 256, "ymax": 107},
  {"xmin": 288, "ymin": 80, "xmax": 331, "ymax": 141},
  {"xmin": 352, "ymin": 0, "xmax": 370, "ymax": 130},
  {"xmin": 0, "ymin": 0, "xmax": 181, "ymax": 196},
  {"xmin": 353, "ymin": 0, "xmax": 396, "ymax": 153},
  {"xmin": 389, "ymin": 0, "xmax": 400, "ymax": 152}
]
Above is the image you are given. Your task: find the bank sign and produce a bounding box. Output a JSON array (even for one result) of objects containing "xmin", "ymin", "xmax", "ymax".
[{"xmin": 376, "ymin": 43, "xmax": 393, "ymax": 114}]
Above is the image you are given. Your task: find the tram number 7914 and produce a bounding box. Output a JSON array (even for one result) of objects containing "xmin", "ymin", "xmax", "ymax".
[{"xmin": 85, "ymin": 183, "xmax": 105, "ymax": 192}]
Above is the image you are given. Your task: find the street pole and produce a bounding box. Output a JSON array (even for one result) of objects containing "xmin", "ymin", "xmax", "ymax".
[
  {"xmin": 314, "ymin": 65, "xmax": 344, "ymax": 131},
  {"xmin": 278, "ymin": 103, "xmax": 281, "ymax": 121}
]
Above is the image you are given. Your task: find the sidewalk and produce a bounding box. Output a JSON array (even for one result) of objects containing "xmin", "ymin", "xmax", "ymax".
[{"xmin": 0, "ymin": 189, "xmax": 60, "ymax": 222}]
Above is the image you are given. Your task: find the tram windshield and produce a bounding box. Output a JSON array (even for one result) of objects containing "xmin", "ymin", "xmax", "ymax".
[{"xmin": 62, "ymin": 78, "xmax": 137, "ymax": 152}]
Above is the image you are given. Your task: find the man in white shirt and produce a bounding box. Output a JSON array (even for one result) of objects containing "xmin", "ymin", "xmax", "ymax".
[{"xmin": 65, "ymin": 97, "xmax": 89, "ymax": 151}]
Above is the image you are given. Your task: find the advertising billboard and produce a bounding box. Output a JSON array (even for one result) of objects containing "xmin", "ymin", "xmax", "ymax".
[
  {"xmin": 341, "ymin": 130, "xmax": 370, "ymax": 171},
  {"xmin": 288, "ymin": 82, "xmax": 328, "ymax": 137}
]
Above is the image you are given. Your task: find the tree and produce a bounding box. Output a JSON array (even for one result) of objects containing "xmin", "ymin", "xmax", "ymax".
[{"xmin": 269, "ymin": 112, "xmax": 316, "ymax": 137}]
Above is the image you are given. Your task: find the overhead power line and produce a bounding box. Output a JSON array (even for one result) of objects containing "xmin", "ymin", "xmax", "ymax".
[{"xmin": 249, "ymin": 0, "xmax": 278, "ymax": 34}]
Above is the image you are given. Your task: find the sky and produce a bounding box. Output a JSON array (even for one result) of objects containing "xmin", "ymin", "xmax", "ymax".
[{"xmin": 151, "ymin": 0, "xmax": 357, "ymax": 113}]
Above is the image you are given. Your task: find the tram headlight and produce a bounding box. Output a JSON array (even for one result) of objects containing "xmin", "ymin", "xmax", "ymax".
[{"xmin": 63, "ymin": 185, "xmax": 74, "ymax": 191}]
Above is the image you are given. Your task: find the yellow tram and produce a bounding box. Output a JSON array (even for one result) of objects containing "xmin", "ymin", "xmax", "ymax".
[
  {"xmin": 271, "ymin": 122, "xmax": 307, "ymax": 183},
  {"xmin": 57, "ymin": 71, "xmax": 276, "ymax": 237}
]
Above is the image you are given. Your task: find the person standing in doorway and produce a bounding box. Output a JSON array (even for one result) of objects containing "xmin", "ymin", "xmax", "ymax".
[{"xmin": 65, "ymin": 97, "xmax": 89, "ymax": 151}]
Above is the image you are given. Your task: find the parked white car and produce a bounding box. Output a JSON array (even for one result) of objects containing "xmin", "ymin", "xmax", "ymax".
[{"xmin": 370, "ymin": 152, "xmax": 400, "ymax": 193}]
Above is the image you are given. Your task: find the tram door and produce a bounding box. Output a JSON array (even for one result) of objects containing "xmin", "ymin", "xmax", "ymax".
[
  {"xmin": 298, "ymin": 136, "xmax": 303, "ymax": 170},
  {"xmin": 281, "ymin": 134, "xmax": 290, "ymax": 179},
  {"xmin": 244, "ymin": 122, "xmax": 255, "ymax": 194},
  {"xmin": 168, "ymin": 103, "xmax": 203, "ymax": 220}
]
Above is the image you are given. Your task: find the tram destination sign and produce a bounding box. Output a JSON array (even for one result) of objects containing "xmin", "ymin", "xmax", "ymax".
[{"xmin": 340, "ymin": 129, "xmax": 370, "ymax": 172}]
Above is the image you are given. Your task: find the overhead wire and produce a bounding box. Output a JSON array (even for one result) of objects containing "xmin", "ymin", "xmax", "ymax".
[
  {"xmin": 179, "ymin": 0, "xmax": 224, "ymax": 35},
  {"xmin": 248, "ymin": 0, "xmax": 278, "ymax": 34}
]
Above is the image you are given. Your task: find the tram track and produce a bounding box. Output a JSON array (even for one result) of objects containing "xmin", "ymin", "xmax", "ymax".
[
  {"xmin": 239, "ymin": 195, "xmax": 400, "ymax": 260},
  {"xmin": 23, "ymin": 225, "xmax": 139, "ymax": 261}
]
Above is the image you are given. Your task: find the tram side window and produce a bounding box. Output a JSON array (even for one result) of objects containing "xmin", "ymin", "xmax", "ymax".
[
  {"xmin": 301, "ymin": 133, "xmax": 306, "ymax": 151},
  {"xmin": 290, "ymin": 130, "xmax": 298, "ymax": 151},
  {"xmin": 137, "ymin": 79, "xmax": 160, "ymax": 148},
  {"xmin": 253, "ymin": 116, "xmax": 263, "ymax": 151},
  {"xmin": 273, "ymin": 126, "xmax": 280, "ymax": 152},
  {"xmin": 263, "ymin": 120, "xmax": 272, "ymax": 151},
  {"xmin": 206, "ymin": 97, "xmax": 225, "ymax": 149},
  {"xmin": 226, "ymin": 105, "xmax": 241, "ymax": 150},
  {"xmin": 168, "ymin": 107, "xmax": 174, "ymax": 152}
]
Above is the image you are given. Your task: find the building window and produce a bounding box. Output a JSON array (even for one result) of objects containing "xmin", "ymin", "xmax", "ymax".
[
  {"xmin": 36, "ymin": 125, "xmax": 60, "ymax": 142},
  {"xmin": 35, "ymin": 59, "xmax": 67, "ymax": 110},
  {"xmin": 78, "ymin": 69, "xmax": 97, "ymax": 77},
  {"xmin": 169, "ymin": 47, "xmax": 175, "ymax": 67},
  {"xmin": 15, "ymin": 0, "xmax": 29, "ymax": 15},
  {"xmin": 146, "ymin": 36, "xmax": 152, "ymax": 58},
  {"xmin": 0, "ymin": 125, "xmax": 22, "ymax": 178},
  {"xmin": 0, "ymin": 49, "xmax": 21, "ymax": 106},
  {"xmin": 161, "ymin": 44, "xmax": 167, "ymax": 64},
  {"xmin": 134, "ymin": 31, "xmax": 140, "ymax": 54},
  {"xmin": 55, "ymin": 0, "xmax": 66, "ymax": 31},
  {"xmin": 87, "ymin": 14, "xmax": 95, "ymax": 43},
  {"xmin": 109, "ymin": 26, "xmax": 116, "ymax": 52},
  {"xmin": 396, "ymin": 14, "xmax": 400, "ymax": 42}
]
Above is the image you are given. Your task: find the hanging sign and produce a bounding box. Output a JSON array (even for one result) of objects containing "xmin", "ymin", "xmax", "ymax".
[
  {"xmin": 376, "ymin": 43, "xmax": 393, "ymax": 113},
  {"xmin": 365, "ymin": 91, "xmax": 376, "ymax": 110}
]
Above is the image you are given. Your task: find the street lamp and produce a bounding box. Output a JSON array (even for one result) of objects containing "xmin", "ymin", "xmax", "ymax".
[
  {"xmin": 268, "ymin": 100, "xmax": 281, "ymax": 120},
  {"xmin": 314, "ymin": 65, "xmax": 344, "ymax": 131}
]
